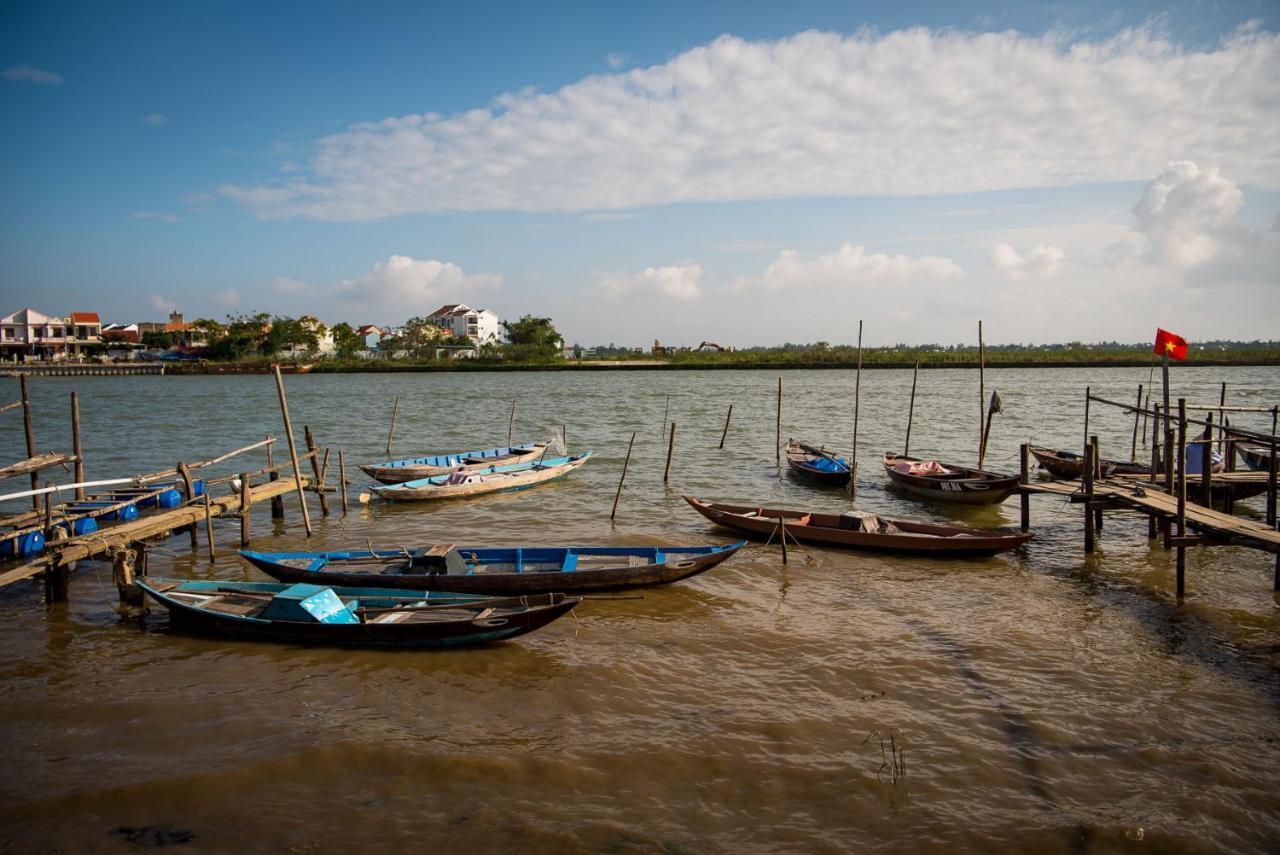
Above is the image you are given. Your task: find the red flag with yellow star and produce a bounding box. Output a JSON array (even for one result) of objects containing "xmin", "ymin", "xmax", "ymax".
[{"xmin": 1154, "ymin": 328, "xmax": 1188, "ymax": 361}]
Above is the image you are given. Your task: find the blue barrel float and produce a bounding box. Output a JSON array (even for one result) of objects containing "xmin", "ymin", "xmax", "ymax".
[
  {"xmin": 0, "ymin": 531, "xmax": 45, "ymax": 558},
  {"xmin": 66, "ymin": 501, "xmax": 139, "ymax": 522},
  {"xmin": 60, "ymin": 517, "xmax": 98, "ymax": 537}
]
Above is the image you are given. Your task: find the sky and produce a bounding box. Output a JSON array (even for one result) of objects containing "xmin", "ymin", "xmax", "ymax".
[{"xmin": 1, "ymin": 0, "xmax": 1278, "ymax": 347}]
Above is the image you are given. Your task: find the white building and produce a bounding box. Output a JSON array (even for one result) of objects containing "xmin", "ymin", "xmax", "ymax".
[
  {"xmin": 425, "ymin": 304, "xmax": 501, "ymax": 346},
  {"xmin": 0, "ymin": 308, "xmax": 69, "ymax": 361}
]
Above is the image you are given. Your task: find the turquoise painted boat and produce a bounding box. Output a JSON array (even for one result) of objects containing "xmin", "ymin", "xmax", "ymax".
[
  {"xmin": 240, "ymin": 541, "xmax": 745, "ymax": 595},
  {"xmin": 138, "ymin": 578, "xmax": 578, "ymax": 648},
  {"xmin": 360, "ymin": 440, "xmax": 552, "ymax": 484},
  {"xmin": 369, "ymin": 452, "xmax": 592, "ymax": 501}
]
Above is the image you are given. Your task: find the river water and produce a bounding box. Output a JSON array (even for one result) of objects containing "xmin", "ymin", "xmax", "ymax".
[{"xmin": 1, "ymin": 366, "xmax": 1278, "ymax": 853}]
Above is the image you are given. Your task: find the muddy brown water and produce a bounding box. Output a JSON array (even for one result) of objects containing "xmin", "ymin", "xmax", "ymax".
[{"xmin": 1, "ymin": 366, "xmax": 1278, "ymax": 853}]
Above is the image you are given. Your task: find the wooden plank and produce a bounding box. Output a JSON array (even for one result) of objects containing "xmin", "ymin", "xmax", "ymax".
[{"xmin": 0, "ymin": 452, "xmax": 75, "ymax": 482}]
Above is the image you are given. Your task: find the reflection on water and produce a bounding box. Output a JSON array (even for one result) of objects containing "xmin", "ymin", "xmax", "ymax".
[{"xmin": 1, "ymin": 366, "xmax": 1278, "ymax": 851}]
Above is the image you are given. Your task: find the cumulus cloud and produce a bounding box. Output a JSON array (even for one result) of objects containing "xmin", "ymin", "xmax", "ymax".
[
  {"xmin": 734, "ymin": 244, "xmax": 962, "ymax": 291},
  {"xmin": 334, "ymin": 255, "xmax": 501, "ymax": 306},
  {"xmin": 991, "ymin": 243, "xmax": 1065, "ymax": 279},
  {"xmin": 600, "ymin": 264, "xmax": 703, "ymax": 300},
  {"xmin": 605, "ymin": 52, "xmax": 629, "ymax": 70},
  {"xmin": 1132, "ymin": 161, "xmax": 1244, "ymax": 267},
  {"xmin": 221, "ymin": 25, "xmax": 1280, "ymax": 221},
  {"xmin": 3, "ymin": 65, "xmax": 62, "ymax": 85},
  {"xmin": 132, "ymin": 210, "xmax": 180, "ymax": 222}
]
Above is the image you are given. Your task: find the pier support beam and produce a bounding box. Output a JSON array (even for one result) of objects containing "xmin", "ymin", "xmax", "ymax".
[
  {"xmin": 1083, "ymin": 442, "xmax": 1095, "ymax": 553},
  {"xmin": 1019, "ymin": 443, "xmax": 1030, "ymax": 532},
  {"xmin": 111, "ymin": 546, "xmax": 143, "ymax": 606}
]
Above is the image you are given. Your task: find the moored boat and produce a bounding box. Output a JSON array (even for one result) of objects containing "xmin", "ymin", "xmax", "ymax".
[
  {"xmin": 241, "ymin": 541, "xmax": 745, "ymax": 594},
  {"xmin": 1029, "ymin": 446, "xmax": 1152, "ymax": 479},
  {"xmin": 683, "ymin": 496, "xmax": 1031, "ymax": 556},
  {"xmin": 882, "ymin": 453, "xmax": 1019, "ymax": 505},
  {"xmin": 360, "ymin": 440, "xmax": 552, "ymax": 484},
  {"xmin": 1235, "ymin": 442, "xmax": 1277, "ymax": 472},
  {"xmin": 784, "ymin": 439, "xmax": 852, "ymax": 486},
  {"xmin": 138, "ymin": 578, "xmax": 578, "ymax": 648},
  {"xmin": 369, "ymin": 453, "xmax": 591, "ymax": 501}
]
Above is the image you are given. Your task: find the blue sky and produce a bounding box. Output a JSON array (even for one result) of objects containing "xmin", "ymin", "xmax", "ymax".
[{"xmin": 2, "ymin": 1, "xmax": 1277, "ymax": 346}]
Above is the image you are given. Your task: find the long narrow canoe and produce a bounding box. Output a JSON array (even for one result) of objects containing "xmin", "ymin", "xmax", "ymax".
[
  {"xmin": 683, "ymin": 496, "xmax": 1031, "ymax": 556},
  {"xmin": 1029, "ymin": 446, "xmax": 1152, "ymax": 479},
  {"xmin": 138, "ymin": 578, "xmax": 578, "ymax": 648},
  {"xmin": 360, "ymin": 441, "xmax": 551, "ymax": 484},
  {"xmin": 785, "ymin": 439, "xmax": 852, "ymax": 486},
  {"xmin": 369, "ymin": 453, "xmax": 592, "ymax": 501},
  {"xmin": 241, "ymin": 541, "xmax": 745, "ymax": 595},
  {"xmin": 882, "ymin": 453, "xmax": 1019, "ymax": 505},
  {"xmin": 1236, "ymin": 442, "xmax": 1277, "ymax": 472}
]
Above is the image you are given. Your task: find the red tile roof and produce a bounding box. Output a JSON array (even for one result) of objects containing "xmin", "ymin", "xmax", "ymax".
[{"xmin": 70, "ymin": 311, "xmax": 100, "ymax": 324}]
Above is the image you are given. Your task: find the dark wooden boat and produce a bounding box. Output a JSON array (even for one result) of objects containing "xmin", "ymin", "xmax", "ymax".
[
  {"xmin": 1235, "ymin": 442, "xmax": 1276, "ymax": 472},
  {"xmin": 785, "ymin": 439, "xmax": 852, "ymax": 486},
  {"xmin": 138, "ymin": 578, "xmax": 578, "ymax": 648},
  {"xmin": 1029, "ymin": 446, "xmax": 1152, "ymax": 479},
  {"xmin": 882, "ymin": 453, "xmax": 1018, "ymax": 505},
  {"xmin": 240, "ymin": 541, "xmax": 744, "ymax": 595},
  {"xmin": 683, "ymin": 496, "xmax": 1031, "ymax": 556},
  {"xmin": 360, "ymin": 440, "xmax": 552, "ymax": 484}
]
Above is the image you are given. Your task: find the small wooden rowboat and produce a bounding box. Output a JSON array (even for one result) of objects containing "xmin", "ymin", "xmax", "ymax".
[
  {"xmin": 360, "ymin": 440, "xmax": 551, "ymax": 484},
  {"xmin": 1029, "ymin": 446, "xmax": 1152, "ymax": 479},
  {"xmin": 785, "ymin": 439, "xmax": 852, "ymax": 486},
  {"xmin": 138, "ymin": 579, "xmax": 578, "ymax": 648},
  {"xmin": 1236, "ymin": 442, "xmax": 1277, "ymax": 472},
  {"xmin": 241, "ymin": 541, "xmax": 745, "ymax": 595},
  {"xmin": 683, "ymin": 497, "xmax": 1031, "ymax": 556},
  {"xmin": 882, "ymin": 453, "xmax": 1019, "ymax": 505},
  {"xmin": 370, "ymin": 453, "xmax": 592, "ymax": 502}
]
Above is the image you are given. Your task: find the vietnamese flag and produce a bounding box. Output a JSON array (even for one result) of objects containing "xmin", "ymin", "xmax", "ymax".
[{"xmin": 1154, "ymin": 328, "xmax": 1188, "ymax": 361}]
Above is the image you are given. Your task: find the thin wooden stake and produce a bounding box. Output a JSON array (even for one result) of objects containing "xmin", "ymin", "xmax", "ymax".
[
  {"xmin": 719, "ymin": 404, "xmax": 733, "ymax": 449},
  {"xmin": 177, "ymin": 461, "xmax": 198, "ymax": 550},
  {"xmin": 610, "ymin": 432, "xmax": 636, "ymax": 521},
  {"xmin": 508, "ymin": 399, "xmax": 516, "ymax": 446},
  {"xmin": 239, "ymin": 472, "xmax": 252, "ymax": 547},
  {"xmin": 386, "ymin": 395, "xmax": 399, "ymax": 455},
  {"xmin": 1199, "ymin": 415, "xmax": 1213, "ymax": 506},
  {"xmin": 273, "ymin": 364, "xmax": 312, "ymax": 536},
  {"xmin": 1176, "ymin": 398, "xmax": 1187, "ymax": 597},
  {"xmin": 1130, "ymin": 383, "xmax": 1143, "ymax": 462},
  {"xmin": 338, "ymin": 450, "xmax": 348, "ymax": 515},
  {"xmin": 1082, "ymin": 441, "xmax": 1095, "ymax": 553},
  {"xmin": 778, "ymin": 516, "xmax": 788, "ymax": 565},
  {"xmin": 977, "ymin": 320, "xmax": 985, "ymax": 462},
  {"xmin": 203, "ymin": 493, "xmax": 217, "ymax": 562},
  {"xmin": 904, "ymin": 359, "xmax": 919, "ymax": 457},
  {"xmin": 71, "ymin": 391, "xmax": 85, "ymax": 500},
  {"xmin": 1217, "ymin": 382, "xmax": 1227, "ymax": 455},
  {"xmin": 304, "ymin": 425, "xmax": 330, "ymax": 517},
  {"xmin": 851, "ymin": 320, "xmax": 863, "ymax": 495},
  {"xmin": 663, "ymin": 422, "xmax": 676, "ymax": 483},
  {"xmin": 1083, "ymin": 386, "xmax": 1091, "ymax": 459},
  {"xmin": 1019, "ymin": 443, "xmax": 1030, "ymax": 532},
  {"xmin": 776, "ymin": 378, "xmax": 782, "ymax": 465},
  {"xmin": 268, "ymin": 435, "xmax": 283, "ymax": 519},
  {"xmin": 562, "ymin": 424, "xmax": 567, "ymax": 451},
  {"xmin": 20, "ymin": 376, "xmax": 38, "ymax": 511}
]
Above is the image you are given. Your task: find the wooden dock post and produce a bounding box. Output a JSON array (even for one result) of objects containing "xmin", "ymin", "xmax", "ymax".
[
  {"xmin": 386, "ymin": 395, "xmax": 399, "ymax": 455},
  {"xmin": 610, "ymin": 432, "xmax": 636, "ymax": 521},
  {"xmin": 508, "ymin": 399, "xmax": 516, "ymax": 446},
  {"xmin": 303, "ymin": 426, "xmax": 330, "ymax": 517},
  {"xmin": 1082, "ymin": 441, "xmax": 1095, "ymax": 553},
  {"xmin": 1176, "ymin": 398, "xmax": 1188, "ymax": 597},
  {"xmin": 775, "ymin": 378, "xmax": 782, "ymax": 465},
  {"xmin": 663, "ymin": 422, "xmax": 676, "ymax": 483},
  {"xmin": 273, "ymin": 364, "xmax": 313, "ymax": 536},
  {"xmin": 1267, "ymin": 434, "xmax": 1277, "ymax": 529},
  {"xmin": 42, "ymin": 484, "xmax": 68, "ymax": 602},
  {"xmin": 20, "ymin": 376, "xmax": 38, "ymax": 511},
  {"xmin": 203, "ymin": 493, "xmax": 217, "ymax": 562},
  {"xmin": 338, "ymin": 450, "xmax": 349, "ymax": 515},
  {"xmin": 1198, "ymin": 415, "xmax": 1214, "ymax": 506},
  {"xmin": 267, "ymin": 437, "xmax": 284, "ymax": 519},
  {"xmin": 111, "ymin": 545, "xmax": 142, "ymax": 606},
  {"xmin": 177, "ymin": 462, "xmax": 199, "ymax": 550},
  {"xmin": 1130, "ymin": 383, "xmax": 1143, "ymax": 462},
  {"xmin": 851, "ymin": 319, "xmax": 863, "ymax": 494},
  {"xmin": 1019, "ymin": 442, "xmax": 1030, "ymax": 532},
  {"xmin": 1149, "ymin": 403, "xmax": 1161, "ymax": 539},
  {"xmin": 778, "ymin": 516, "xmax": 788, "ymax": 565},
  {"xmin": 718, "ymin": 404, "xmax": 733, "ymax": 449},
  {"xmin": 1091, "ymin": 436, "xmax": 1103, "ymax": 532},
  {"xmin": 1217, "ymin": 383, "xmax": 1227, "ymax": 455},
  {"xmin": 70, "ymin": 391, "xmax": 85, "ymax": 500},
  {"xmin": 239, "ymin": 472, "xmax": 252, "ymax": 546},
  {"xmin": 977, "ymin": 320, "xmax": 985, "ymax": 462},
  {"xmin": 904, "ymin": 359, "xmax": 919, "ymax": 456},
  {"xmin": 1082, "ymin": 386, "xmax": 1091, "ymax": 458}
]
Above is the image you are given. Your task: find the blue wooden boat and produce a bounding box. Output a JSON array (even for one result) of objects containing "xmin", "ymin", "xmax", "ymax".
[
  {"xmin": 137, "ymin": 578, "xmax": 579, "ymax": 648},
  {"xmin": 369, "ymin": 453, "xmax": 591, "ymax": 501},
  {"xmin": 240, "ymin": 540, "xmax": 745, "ymax": 595},
  {"xmin": 360, "ymin": 441, "xmax": 552, "ymax": 484},
  {"xmin": 785, "ymin": 439, "xmax": 852, "ymax": 486}
]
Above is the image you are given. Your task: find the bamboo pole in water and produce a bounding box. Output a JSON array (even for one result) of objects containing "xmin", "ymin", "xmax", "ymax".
[
  {"xmin": 719, "ymin": 404, "xmax": 733, "ymax": 450},
  {"xmin": 20, "ymin": 376, "xmax": 38, "ymax": 511},
  {"xmin": 977, "ymin": 320, "xmax": 985, "ymax": 463},
  {"xmin": 240, "ymin": 472, "xmax": 252, "ymax": 547},
  {"xmin": 338, "ymin": 450, "xmax": 348, "ymax": 515},
  {"xmin": 776, "ymin": 378, "xmax": 782, "ymax": 465},
  {"xmin": 386, "ymin": 395, "xmax": 399, "ymax": 455},
  {"xmin": 303, "ymin": 426, "xmax": 330, "ymax": 517},
  {"xmin": 273, "ymin": 364, "xmax": 312, "ymax": 536},
  {"xmin": 177, "ymin": 461, "xmax": 198, "ymax": 551},
  {"xmin": 1176, "ymin": 398, "xmax": 1188, "ymax": 597},
  {"xmin": 268, "ymin": 435, "xmax": 283, "ymax": 520},
  {"xmin": 663, "ymin": 422, "xmax": 676, "ymax": 483},
  {"xmin": 71, "ymin": 391, "xmax": 85, "ymax": 500},
  {"xmin": 610, "ymin": 432, "xmax": 636, "ymax": 521},
  {"xmin": 508, "ymin": 400, "xmax": 516, "ymax": 446},
  {"xmin": 904, "ymin": 359, "xmax": 919, "ymax": 456},
  {"xmin": 851, "ymin": 320, "xmax": 862, "ymax": 495},
  {"xmin": 1130, "ymin": 384, "xmax": 1143, "ymax": 462},
  {"xmin": 204, "ymin": 493, "xmax": 217, "ymax": 562}
]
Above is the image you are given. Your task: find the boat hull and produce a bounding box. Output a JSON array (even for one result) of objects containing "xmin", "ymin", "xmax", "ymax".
[
  {"xmin": 360, "ymin": 442, "xmax": 549, "ymax": 484},
  {"xmin": 241, "ymin": 542, "xmax": 744, "ymax": 595},
  {"xmin": 784, "ymin": 440, "xmax": 852, "ymax": 486},
  {"xmin": 882, "ymin": 454, "xmax": 1018, "ymax": 506},
  {"xmin": 371, "ymin": 453, "xmax": 591, "ymax": 501},
  {"xmin": 683, "ymin": 496, "xmax": 1030, "ymax": 557}
]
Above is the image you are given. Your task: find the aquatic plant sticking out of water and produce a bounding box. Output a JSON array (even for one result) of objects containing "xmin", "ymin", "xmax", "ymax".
[{"xmin": 863, "ymin": 728, "xmax": 907, "ymax": 785}]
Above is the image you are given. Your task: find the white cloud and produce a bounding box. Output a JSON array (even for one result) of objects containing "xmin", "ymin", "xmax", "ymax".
[
  {"xmin": 334, "ymin": 255, "xmax": 501, "ymax": 307},
  {"xmin": 3, "ymin": 65, "xmax": 62, "ymax": 85},
  {"xmin": 605, "ymin": 52, "xmax": 629, "ymax": 70},
  {"xmin": 990, "ymin": 243, "xmax": 1065, "ymax": 278},
  {"xmin": 271, "ymin": 276, "xmax": 312, "ymax": 295},
  {"xmin": 734, "ymin": 243, "xmax": 962, "ymax": 291},
  {"xmin": 221, "ymin": 25, "xmax": 1280, "ymax": 221},
  {"xmin": 132, "ymin": 210, "xmax": 180, "ymax": 222},
  {"xmin": 1132, "ymin": 161, "xmax": 1244, "ymax": 267},
  {"xmin": 600, "ymin": 264, "xmax": 703, "ymax": 300},
  {"xmin": 149, "ymin": 295, "xmax": 173, "ymax": 312},
  {"xmin": 213, "ymin": 289, "xmax": 240, "ymax": 307},
  {"xmin": 142, "ymin": 113, "xmax": 168, "ymax": 126}
]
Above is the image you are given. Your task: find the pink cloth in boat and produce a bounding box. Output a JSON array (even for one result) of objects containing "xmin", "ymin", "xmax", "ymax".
[{"xmin": 893, "ymin": 460, "xmax": 952, "ymax": 475}]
